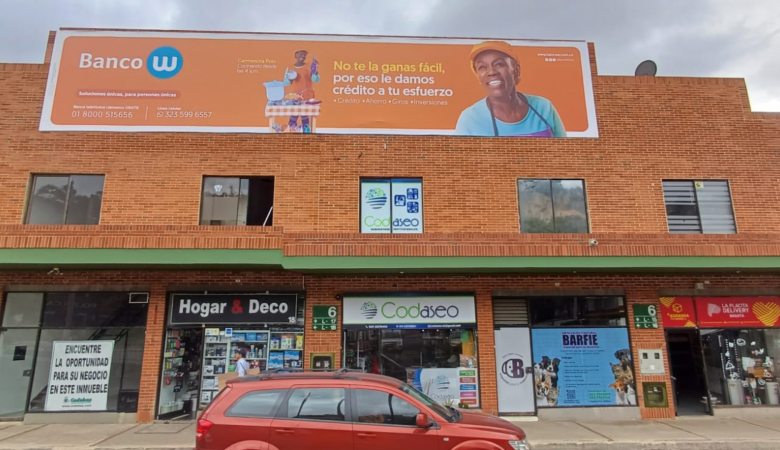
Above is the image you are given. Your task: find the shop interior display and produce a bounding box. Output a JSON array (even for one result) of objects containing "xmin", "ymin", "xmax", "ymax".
[
  {"xmin": 159, "ymin": 329, "xmax": 202, "ymax": 418},
  {"xmin": 344, "ymin": 329, "xmax": 477, "ymax": 381},
  {"xmin": 703, "ymin": 329, "xmax": 779, "ymax": 406}
]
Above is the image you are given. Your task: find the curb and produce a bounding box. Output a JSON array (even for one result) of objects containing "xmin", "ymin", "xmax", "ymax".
[{"xmin": 532, "ymin": 441, "xmax": 780, "ymax": 450}]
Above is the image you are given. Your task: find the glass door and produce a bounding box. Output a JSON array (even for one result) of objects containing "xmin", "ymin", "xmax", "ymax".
[{"xmin": 0, "ymin": 329, "xmax": 39, "ymax": 419}]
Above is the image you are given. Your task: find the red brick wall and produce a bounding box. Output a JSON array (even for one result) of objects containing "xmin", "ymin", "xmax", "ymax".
[
  {"xmin": 2, "ymin": 269, "xmax": 780, "ymax": 421},
  {"xmin": 2, "ymin": 63, "xmax": 780, "ymax": 238}
]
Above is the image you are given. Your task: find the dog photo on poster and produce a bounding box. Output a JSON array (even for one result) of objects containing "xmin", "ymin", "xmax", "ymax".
[{"xmin": 531, "ymin": 328, "xmax": 635, "ymax": 407}]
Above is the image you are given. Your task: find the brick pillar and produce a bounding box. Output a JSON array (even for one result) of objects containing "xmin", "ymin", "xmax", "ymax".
[
  {"xmin": 303, "ymin": 279, "xmax": 342, "ymax": 370},
  {"xmin": 136, "ymin": 284, "xmax": 166, "ymax": 423},
  {"xmin": 476, "ymin": 288, "xmax": 498, "ymax": 415},
  {"xmin": 627, "ymin": 294, "xmax": 676, "ymax": 419}
]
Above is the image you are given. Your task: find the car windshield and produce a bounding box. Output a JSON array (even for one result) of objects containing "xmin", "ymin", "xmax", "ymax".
[{"xmin": 399, "ymin": 384, "xmax": 459, "ymax": 423}]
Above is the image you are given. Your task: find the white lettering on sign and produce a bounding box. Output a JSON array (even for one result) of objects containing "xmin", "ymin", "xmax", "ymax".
[
  {"xmin": 79, "ymin": 53, "xmax": 143, "ymax": 70},
  {"xmin": 249, "ymin": 299, "xmax": 288, "ymax": 314},
  {"xmin": 178, "ymin": 298, "xmax": 228, "ymax": 318}
]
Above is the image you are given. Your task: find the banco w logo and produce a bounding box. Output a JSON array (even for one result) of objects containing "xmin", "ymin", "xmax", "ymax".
[{"xmin": 147, "ymin": 47, "xmax": 183, "ymax": 79}]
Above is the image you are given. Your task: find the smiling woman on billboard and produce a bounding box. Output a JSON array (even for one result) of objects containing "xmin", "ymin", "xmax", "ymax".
[{"xmin": 455, "ymin": 41, "xmax": 567, "ymax": 138}]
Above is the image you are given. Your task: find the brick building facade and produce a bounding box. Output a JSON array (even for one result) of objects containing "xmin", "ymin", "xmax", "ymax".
[{"xmin": 1, "ymin": 30, "xmax": 780, "ymax": 424}]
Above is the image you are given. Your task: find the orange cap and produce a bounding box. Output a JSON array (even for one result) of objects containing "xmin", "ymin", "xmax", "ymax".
[{"xmin": 468, "ymin": 41, "xmax": 519, "ymax": 76}]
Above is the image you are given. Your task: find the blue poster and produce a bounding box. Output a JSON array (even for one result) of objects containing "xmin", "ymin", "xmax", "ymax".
[{"xmin": 531, "ymin": 328, "xmax": 635, "ymax": 407}]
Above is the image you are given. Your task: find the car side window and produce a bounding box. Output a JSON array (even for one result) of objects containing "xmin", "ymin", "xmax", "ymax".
[
  {"xmin": 287, "ymin": 388, "xmax": 346, "ymax": 422},
  {"xmin": 354, "ymin": 389, "xmax": 420, "ymax": 426},
  {"xmin": 226, "ymin": 389, "xmax": 286, "ymax": 418}
]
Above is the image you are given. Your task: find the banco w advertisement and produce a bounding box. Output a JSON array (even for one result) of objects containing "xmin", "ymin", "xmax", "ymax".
[{"xmin": 41, "ymin": 29, "xmax": 598, "ymax": 137}]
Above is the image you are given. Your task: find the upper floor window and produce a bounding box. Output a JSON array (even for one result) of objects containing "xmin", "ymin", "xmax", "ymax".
[
  {"xmin": 662, "ymin": 180, "xmax": 735, "ymax": 234},
  {"xmin": 25, "ymin": 175, "xmax": 104, "ymax": 225},
  {"xmin": 360, "ymin": 178, "xmax": 423, "ymax": 233},
  {"xmin": 200, "ymin": 176, "xmax": 274, "ymax": 226},
  {"xmin": 517, "ymin": 179, "xmax": 588, "ymax": 233}
]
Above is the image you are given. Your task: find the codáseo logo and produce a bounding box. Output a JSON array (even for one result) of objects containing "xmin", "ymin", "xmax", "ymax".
[
  {"xmin": 393, "ymin": 218, "xmax": 419, "ymax": 227},
  {"xmin": 380, "ymin": 301, "xmax": 460, "ymax": 319},
  {"xmin": 434, "ymin": 375, "xmax": 451, "ymax": 391},
  {"xmin": 78, "ymin": 46, "xmax": 183, "ymax": 79},
  {"xmin": 364, "ymin": 188, "xmax": 387, "ymax": 209},
  {"xmin": 360, "ymin": 302, "xmax": 378, "ymax": 319},
  {"xmin": 364, "ymin": 216, "xmax": 390, "ymax": 227}
]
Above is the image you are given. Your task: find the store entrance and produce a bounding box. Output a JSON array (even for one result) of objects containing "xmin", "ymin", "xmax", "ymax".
[
  {"xmin": 159, "ymin": 328, "xmax": 203, "ymax": 421},
  {"xmin": 667, "ymin": 329, "xmax": 709, "ymax": 416}
]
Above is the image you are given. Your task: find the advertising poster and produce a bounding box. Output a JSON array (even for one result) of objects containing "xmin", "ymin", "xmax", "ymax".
[
  {"xmin": 45, "ymin": 341, "xmax": 114, "ymax": 412},
  {"xmin": 361, "ymin": 179, "xmax": 423, "ymax": 234},
  {"xmin": 411, "ymin": 368, "xmax": 480, "ymax": 407},
  {"xmin": 659, "ymin": 297, "xmax": 697, "ymax": 328},
  {"xmin": 343, "ymin": 296, "xmax": 476, "ymax": 329},
  {"xmin": 494, "ymin": 328, "xmax": 535, "ymax": 414},
  {"xmin": 41, "ymin": 29, "xmax": 598, "ymax": 137},
  {"xmin": 360, "ymin": 180, "xmax": 392, "ymax": 233},
  {"xmin": 531, "ymin": 328, "xmax": 635, "ymax": 407},
  {"xmin": 390, "ymin": 179, "xmax": 423, "ymax": 234},
  {"xmin": 695, "ymin": 297, "xmax": 780, "ymax": 328}
]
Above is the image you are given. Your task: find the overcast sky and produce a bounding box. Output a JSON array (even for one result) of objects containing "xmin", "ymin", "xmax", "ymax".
[{"xmin": 2, "ymin": 0, "xmax": 778, "ymax": 111}]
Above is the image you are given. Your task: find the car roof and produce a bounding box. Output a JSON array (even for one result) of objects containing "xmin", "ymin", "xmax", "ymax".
[{"xmin": 227, "ymin": 370, "xmax": 406, "ymax": 390}]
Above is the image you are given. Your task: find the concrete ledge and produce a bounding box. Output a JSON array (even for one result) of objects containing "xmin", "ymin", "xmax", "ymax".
[
  {"xmin": 537, "ymin": 407, "xmax": 641, "ymax": 421},
  {"xmin": 712, "ymin": 406, "xmax": 780, "ymax": 420},
  {"xmin": 23, "ymin": 412, "xmax": 137, "ymax": 424}
]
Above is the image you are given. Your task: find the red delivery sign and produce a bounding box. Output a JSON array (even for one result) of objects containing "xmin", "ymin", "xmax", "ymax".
[{"xmin": 695, "ymin": 297, "xmax": 780, "ymax": 328}]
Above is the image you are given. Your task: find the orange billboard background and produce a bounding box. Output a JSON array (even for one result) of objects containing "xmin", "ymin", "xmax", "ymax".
[{"xmin": 41, "ymin": 30, "xmax": 598, "ymax": 136}]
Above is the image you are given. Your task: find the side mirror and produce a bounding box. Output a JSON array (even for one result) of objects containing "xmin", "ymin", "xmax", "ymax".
[{"xmin": 416, "ymin": 413, "xmax": 433, "ymax": 429}]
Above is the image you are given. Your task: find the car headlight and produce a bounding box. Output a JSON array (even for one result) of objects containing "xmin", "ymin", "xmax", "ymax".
[{"xmin": 509, "ymin": 440, "xmax": 530, "ymax": 450}]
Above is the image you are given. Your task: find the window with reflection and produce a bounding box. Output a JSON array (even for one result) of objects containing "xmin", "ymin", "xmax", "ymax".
[{"xmin": 26, "ymin": 175, "xmax": 104, "ymax": 225}]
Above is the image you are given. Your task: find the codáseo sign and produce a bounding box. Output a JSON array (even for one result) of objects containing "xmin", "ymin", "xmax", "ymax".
[
  {"xmin": 381, "ymin": 301, "xmax": 459, "ymax": 319},
  {"xmin": 393, "ymin": 218, "xmax": 420, "ymax": 227},
  {"xmin": 363, "ymin": 216, "xmax": 419, "ymax": 227},
  {"xmin": 178, "ymin": 297, "xmax": 288, "ymax": 318},
  {"xmin": 364, "ymin": 216, "xmax": 390, "ymax": 227}
]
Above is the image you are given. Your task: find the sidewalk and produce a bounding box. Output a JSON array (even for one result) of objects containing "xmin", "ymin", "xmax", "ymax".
[{"xmin": 0, "ymin": 417, "xmax": 779, "ymax": 449}]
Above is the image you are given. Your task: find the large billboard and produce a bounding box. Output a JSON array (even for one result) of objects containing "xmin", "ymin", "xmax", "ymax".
[{"xmin": 40, "ymin": 29, "xmax": 598, "ymax": 137}]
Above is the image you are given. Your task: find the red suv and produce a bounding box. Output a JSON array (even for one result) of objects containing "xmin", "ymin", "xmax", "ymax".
[{"xmin": 197, "ymin": 370, "xmax": 530, "ymax": 450}]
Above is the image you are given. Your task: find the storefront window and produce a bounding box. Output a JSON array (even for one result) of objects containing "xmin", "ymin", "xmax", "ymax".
[
  {"xmin": 42, "ymin": 292, "xmax": 147, "ymax": 328},
  {"xmin": 27, "ymin": 327, "xmax": 146, "ymax": 412},
  {"xmin": 159, "ymin": 293, "xmax": 305, "ymax": 419},
  {"xmin": 531, "ymin": 296, "xmax": 626, "ymax": 327},
  {"xmin": 529, "ymin": 296, "xmax": 633, "ymax": 408},
  {"xmin": 0, "ymin": 291, "xmax": 147, "ymax": 417},
  {"xmin": 343, "ymin": 295, "xmax": 479, "ymax": 408},
  {"xmin": 702, "ymin": 328, "xmax": 780, "ymax": 406}
]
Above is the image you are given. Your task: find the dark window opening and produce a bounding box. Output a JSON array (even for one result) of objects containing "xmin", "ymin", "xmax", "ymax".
[
  {"xmin": 200, "ymin": 177, "xmax": 274, "ymax": 226},
  {"xmin": 530, "ymin": 296, "xmax": 626, "ymax": 327}
]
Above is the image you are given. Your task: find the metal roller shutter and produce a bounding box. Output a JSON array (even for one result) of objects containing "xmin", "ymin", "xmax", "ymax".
[{"xmin": 492, "ymin": 298, "xmax": 529, "ymax": 327}]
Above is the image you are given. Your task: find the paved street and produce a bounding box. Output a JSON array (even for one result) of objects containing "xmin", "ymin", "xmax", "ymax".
[{"xmin": 0, "ymin": 417, "xmax": 779, "ymax": 449}]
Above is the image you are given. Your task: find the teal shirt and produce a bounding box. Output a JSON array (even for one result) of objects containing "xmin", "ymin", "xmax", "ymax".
[{"xmin": 455, "ymin": 94, "xmax": 567, "ymax": 137}]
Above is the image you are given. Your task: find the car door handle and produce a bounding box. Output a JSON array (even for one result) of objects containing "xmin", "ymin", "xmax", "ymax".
[
  {"xmin": 357, "ymin": 433, "xmax": 376, "ymax": 438},
  {"xmin": 274, "ymin": 429, "xmax": 295, "ymax": 435}
]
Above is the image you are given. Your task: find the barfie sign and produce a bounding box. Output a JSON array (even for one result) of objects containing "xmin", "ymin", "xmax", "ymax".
[
  {"xmin": 41, "ymin": 29, "xmax": 598, "ymax": 137},
  {"xmin": 170, "ymin": 294, "xmax": 298, "ymax": 324},
  {"xmin": 342, "ymin": 296, "xmax": 476, "ymax": 329},
  {"xmin": 45, "ymin": 341, "xmax": 114, "ymax": 412}
]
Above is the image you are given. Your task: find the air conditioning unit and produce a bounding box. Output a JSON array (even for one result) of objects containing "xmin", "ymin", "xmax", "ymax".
[{"xmin": 129, "ymin": 292, "xmax": 150, "ymax": 304}]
